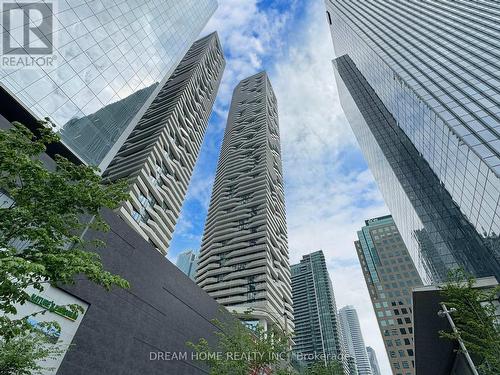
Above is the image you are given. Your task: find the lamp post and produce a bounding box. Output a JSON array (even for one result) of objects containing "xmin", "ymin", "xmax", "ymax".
[{"xmin": 437, "ymin": 303, "xmax": 479, "ymax": 375}]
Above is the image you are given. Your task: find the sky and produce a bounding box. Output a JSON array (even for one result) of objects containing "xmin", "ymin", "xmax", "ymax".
[{"xmin": 167, "ymin": 1, "xmax": 391, "ymax": 373}]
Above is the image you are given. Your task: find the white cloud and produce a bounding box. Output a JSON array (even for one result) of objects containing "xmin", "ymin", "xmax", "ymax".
[{"xmin": 202, "ymin": 0, "xmax": 296, "ymax": 117}]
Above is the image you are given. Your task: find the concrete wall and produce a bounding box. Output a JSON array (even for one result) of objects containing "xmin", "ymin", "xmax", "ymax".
[{"xmin": 58, "ymin": 209, "xmax": 228, "ymax": 375}]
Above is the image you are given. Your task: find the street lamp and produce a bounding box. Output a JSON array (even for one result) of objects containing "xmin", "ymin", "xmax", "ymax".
[{"xmin": 438, "ymin": 303, "xmax": 479, "ymax": 375}]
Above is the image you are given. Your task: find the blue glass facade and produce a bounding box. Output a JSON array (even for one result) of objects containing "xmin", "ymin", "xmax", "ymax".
[
  {"xmin": 333, "ymin": 54, "xmax": 500, "ymax": 284},
  {"xmin": 0, "ymin": 0, "xmax": 217, "ymax": 167},
  {"xmin": 326, "ymin": 0, "xmax": 500, "ymax": 283}
]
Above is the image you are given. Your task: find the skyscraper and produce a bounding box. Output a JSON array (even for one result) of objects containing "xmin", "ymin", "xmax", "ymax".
[
  {"xmin": 197, "ymin": 72, "xmax": 293, "ymax": 332},
  {"xmin": 339, "ymin": 305, "xmax": 372, "ymax": 375},
  {"xmin": 103, "ymin": 33, "xmax": 225, "ymax": 254},
  {"xmin": 325, "ymin": 0, "xmax": 500, "ymax": 283},
  {"xmin": 366, "ymin": 347, "xmax": 381, "ymax": 375},
  {"xmin": 176, "ymin": 250, "xmax": 199, "ymax": 281},
  {"xmin": 356, "ymin": 215, "xmax": 422, "ymax": 375},
  {"xmin": 0, "ymin": 0, "xmax": 218, "ymax": 167},
  {"xmin": 291, "ymin": 251, "xmax": 344, "ymax": 367}
]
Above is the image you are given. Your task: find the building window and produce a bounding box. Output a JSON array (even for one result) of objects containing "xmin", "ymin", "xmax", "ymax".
[
  {"xmin": 132, "ymin": 210, "xmax": 141, "ymax": 222},
  {"xmin": 405, "ymin": 317, "xmax": 411, "ymax": 324},
  {"xmin": 407, "ymin": 349, "xmax": 414, "ymax": 357},
  {"xmin": 235, "ymin": 264, "xmax": 246, "ymax": 271},
  {"xmin": 138, "ymin": 194, "xmax": 148, "ymax": 206}
]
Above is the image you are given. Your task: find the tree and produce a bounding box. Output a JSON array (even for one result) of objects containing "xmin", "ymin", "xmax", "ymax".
[
  {"xmin": 302, "ymin": 361, "xmax": 344, "ymax": 375},
  {"xmin": 0, "ymin": 330, "xmax": 64, "ymax": 375},
  {"xmin": 440, "ymin": 268, "xmax": 500, "ymax": 375},
  {"xmin": 187, "ymin": 317, "xmax": 293, "ymax": 375},
  {"xmin": 0, "ymin": 121, "xmax": 129, "ymax": 371}
]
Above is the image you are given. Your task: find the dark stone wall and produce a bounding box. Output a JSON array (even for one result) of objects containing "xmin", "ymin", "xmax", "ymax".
[
  {"xmin": 58, "ymin": 209, "xmax": 228, "ymax": 375},
  {"xmin": 413, "ymin": 288, "xmax": 456, "ymax": 375}
]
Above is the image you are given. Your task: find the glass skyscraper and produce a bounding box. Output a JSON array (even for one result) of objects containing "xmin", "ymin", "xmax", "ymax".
[
  {"xmin": 325, "ymin": 0, "xmax": 500, "ymax": 283},
  {"xmin": 176, "ymin": 250, "xmax": 198, "ymax": 281},
  {"xmin": 356, "ymin": 215, "xmax": 422, "ymax": 375},
  {"xmin": 291, "ymin": 251, "xmax": 344, "ymax": 369},
  {"xmin": 0, "ymin": 0, "xmax": 217, "ymax": 168}
]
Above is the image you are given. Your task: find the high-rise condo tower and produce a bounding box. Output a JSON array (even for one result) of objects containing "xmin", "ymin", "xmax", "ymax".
[
  {"xmin": 325, "ymin": 0, "xmax": 500, "ymax": 283},
  {"xmin": 197, "ymin": 72, "xmax": 293, "ymax": 332},
  {"xmin": 104, "ymin": 33, "xmax": 225, "ymax": 254}
]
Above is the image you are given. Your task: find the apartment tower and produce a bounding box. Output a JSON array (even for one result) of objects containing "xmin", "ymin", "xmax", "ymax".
[
  {"xmin": 291, "ymin": 251, "xmax": 344, "ymax": 368},
  {"xmin": 356, "ymin": 215, "xmax": 422, "ymax": 375},
  {"xmin": 104, "ymin": 33, "xmax": 225, "ymax": 254},
  {"xmin": 325, "ymin": 0, "xmax": 500, "ymax": 283},
  {"xmin": 176, "ymin": 250, "xmax": 199, "ymax": 280},
  {"xmin": 197, "ymin": 72, "xmax": 293, "ymax": 332},
  {"xmin": 366, "ymin": 347, "xmax": 381, "ymax": 375},
  {"xmin": 339, "ymin": 305, "xmax": 372, "ymax": 375}
]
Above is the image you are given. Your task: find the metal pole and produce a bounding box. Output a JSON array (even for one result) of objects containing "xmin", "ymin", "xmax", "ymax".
[{"xmin": 439, "ymin": 303, "xmax": 479, "ymax": 375}]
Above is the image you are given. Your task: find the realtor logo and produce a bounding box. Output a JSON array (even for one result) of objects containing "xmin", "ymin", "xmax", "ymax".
[{"xmin": 1, "ymin": 2, "xmax": 56, "ymax": 67}]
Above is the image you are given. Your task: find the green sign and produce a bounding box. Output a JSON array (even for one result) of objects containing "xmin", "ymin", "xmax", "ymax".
[{"xmin": 29, "ymin": 293, "xmax": 81, "ymax": 321}]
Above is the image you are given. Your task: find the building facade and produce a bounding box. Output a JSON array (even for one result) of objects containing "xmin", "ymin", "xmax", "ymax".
[
  {"xmin": 196, "ymin": 72, "xmax": 293, "ymax": 332},
  {"xmin": 355, "ymin": 215, "xmax": 422, "ymax": 375},
  {"xmin": 326, "ymin": 0, "xmax": 500, "ymax": 283},
  {"xmin": 366, "ymin": 346, "xmax": 381, "ymax": 375},
  {"xmin": 176, "ymin": 250, "xmax": 199, "ymax": 280},
  {"xmin": 103, "ymin": 33, "xmax": 225, "ymax": 254},
  {"xmin": 291, "ymin": 251, "xmax": 344, "ymax": 367},
  {"xmin": 339, "ymin": 305, "xmax": 372, "ymax": 375},
  {"xmin": 59, "ymin": 209, "xmax": 231, "ymax": 375},
  {"xmin": 0, "ymin": 0, "xmax": 218, "ymax": 168}
]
